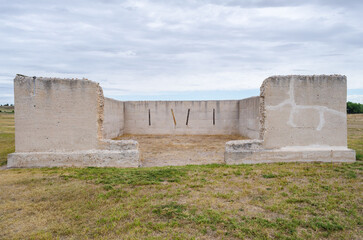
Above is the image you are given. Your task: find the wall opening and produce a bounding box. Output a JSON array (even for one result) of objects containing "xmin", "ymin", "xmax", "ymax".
[
  {"xmin": 213, "ymin": 108, "xmax": 215, "ymax": 125},
  {"xmin": 186, "ymin": 108, "xmax": 190, "ymax": 125}
]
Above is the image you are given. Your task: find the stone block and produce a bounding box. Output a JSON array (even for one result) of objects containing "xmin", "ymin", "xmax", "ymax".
[{"xmin": 7, "ymin": 150, "xmax": 140, "ymax": 168}]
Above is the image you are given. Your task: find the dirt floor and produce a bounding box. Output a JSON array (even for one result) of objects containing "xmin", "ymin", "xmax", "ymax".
[{"xmin": 115, "ymin": 134, "xmax": 248, "ymax": 167}]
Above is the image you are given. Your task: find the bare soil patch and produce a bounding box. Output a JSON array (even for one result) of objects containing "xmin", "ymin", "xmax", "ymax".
[{"xmin": 115, "ymin": 134, "xmax": 247, "ymax": 167}]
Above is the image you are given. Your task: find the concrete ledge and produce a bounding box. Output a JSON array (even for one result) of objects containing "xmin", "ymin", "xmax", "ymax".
[
  {"xmin": 7, "ymin": 150, "xmax": 140, "ymax": 168},
  {"xmin": 225, "ymin": 140, "xmax": 356, "ymax": 164},
  {"xmin": 226, "ymin": 140, "xmax": 263, "ymax": 151},
  {"xmin": 99, "ymin": 139, "xmax": 139, "ymax": 151},
  {"xmin": 225, "ymin": 149, "xmax": 356, "ymax": 164}
]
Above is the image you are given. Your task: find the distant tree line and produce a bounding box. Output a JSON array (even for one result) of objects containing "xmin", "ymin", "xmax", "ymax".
[
  {"xmin": 347, "ymin": 101, "xmax": 363, "ymax": 114},
  {"xmin": 0, "ymin": 104, "xmax": 14, "ymax": 113}
]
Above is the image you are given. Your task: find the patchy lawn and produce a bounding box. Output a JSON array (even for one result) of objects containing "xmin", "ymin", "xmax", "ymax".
[{"xmin": 0, "ymin": 114, "xmax": 362, "ymax": 239}]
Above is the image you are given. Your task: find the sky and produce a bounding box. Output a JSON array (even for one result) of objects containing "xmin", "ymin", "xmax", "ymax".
[{"xmin": 0, "ymin": 0, "xmax": 362, "ymax": 104}]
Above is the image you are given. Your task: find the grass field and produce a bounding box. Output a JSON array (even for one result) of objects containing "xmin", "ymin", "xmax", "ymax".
[
  {"xmin": 0, "ymin": 111, "xmax": 14, "ymax": 166},
  {"xmin": 348, "ymin": 114, "xmax": 363, "ymax": 161},
  {"xmin": 0, "ymin": 113, "xmax": 362, "ymax": 239}
]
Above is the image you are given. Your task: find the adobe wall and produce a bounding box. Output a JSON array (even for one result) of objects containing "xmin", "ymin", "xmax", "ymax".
[
  {"xmin": 124, "ymin": 100, "xmax": 239, "ymax": 135},
  {"xmin": 238, "ymin": 96, "xmax": 260, "ymax": 139},
  {"xmin": 13, "ymin": 75, "xmax": 104, "ymax": 152},
  {"xmin": 103, "ymin": 97, "xmax": 124, "ymax": 139},
  {"xmin": 260, "ymin": 75, "xmax": 348, "ymax": 149}
]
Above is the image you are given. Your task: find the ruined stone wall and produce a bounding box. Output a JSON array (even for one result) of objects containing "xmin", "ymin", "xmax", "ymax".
[
  {"xmin": 14, "ymin": 75, "xmax": 104, "ymax": 152},
  {"xmin": 11, "ymin": 74, "xmax": 354, "ymax": 167},
  {"xmin": 103, "ymin": 97, "xmax": 124, "ymax": 139},
  {"xmin": 124, "ymin": 100, "xmax": 239, "ymax": 135},
  {"xmin": 238, "ymin": 96, "xmax": 260, "ymax": 139},
  {"xmin": 260, "ymin": 75, "xmax": 347, "ymax": 149}
]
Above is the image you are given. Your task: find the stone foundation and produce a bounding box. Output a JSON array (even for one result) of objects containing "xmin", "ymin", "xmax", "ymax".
[
  {"xmin": 7, "ymin": 150, "xmax": 140, "ymax": 168},
  {"xmin": 225, "ymin": 140, "xmax": 355, "ymax": 164},
  {"xmin": 8, "ymin": 139, "xmax": 140, "ymax": 168}
]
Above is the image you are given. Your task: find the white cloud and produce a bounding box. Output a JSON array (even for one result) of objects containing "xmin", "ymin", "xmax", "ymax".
[
  {"xmin": 0, "ymin": 0, "xmax": 362, "ymax": 103},
  {"xmin": 348, "ymin": 95, "xmax": 363, "ymax": 104}
]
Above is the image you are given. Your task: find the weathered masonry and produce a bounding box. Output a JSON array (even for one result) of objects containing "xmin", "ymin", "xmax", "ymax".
[{"xmin": 7, "ymin": 74, "xmax": 355, "ymax": 168}]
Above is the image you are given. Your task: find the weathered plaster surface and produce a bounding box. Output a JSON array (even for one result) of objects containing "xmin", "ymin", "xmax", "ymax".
[
  {"xmin": 14, "ymin": 75, "xmax": 103, "ymax": 152},
  {"xmin": 9, "ymin": 75, "xmax": 140, "ymax": 168},
  {"xmin": 260, "ymin": 75, "xmax": 347, "ymax": 149},
  {"xmin": 227, "ymin": 75, "xmax": 354, "ymax": 164}
]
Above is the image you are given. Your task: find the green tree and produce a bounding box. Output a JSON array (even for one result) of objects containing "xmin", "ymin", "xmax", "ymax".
[{"xmin": 347, "ymin": 101, "xmax": 363, "ymax": 114}]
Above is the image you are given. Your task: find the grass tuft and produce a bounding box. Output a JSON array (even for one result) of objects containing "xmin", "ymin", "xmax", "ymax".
[
  {"xmin": 262, "ymin": 173, "xmax": 277, "ymax": 178},
  {"xmin": 152, "ymin": 202, "xmax": 187, "ymax": 219}
]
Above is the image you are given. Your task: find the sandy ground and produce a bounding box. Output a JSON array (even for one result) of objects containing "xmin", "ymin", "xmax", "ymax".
[{"xmin": 115, "ymin": 134, "xmax": 248, "ymax": 167}]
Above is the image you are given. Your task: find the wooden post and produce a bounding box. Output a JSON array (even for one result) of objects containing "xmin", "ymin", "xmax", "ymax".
[{"xmin": 171, "ymin": 109, "xmax": 176, "ymax": 126}]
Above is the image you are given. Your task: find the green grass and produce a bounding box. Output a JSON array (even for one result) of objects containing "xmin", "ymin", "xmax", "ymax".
[
  {"xmin": 0, "ymin": 113, "xmax": 362, "ymax": 239},
  {"xmin": 65, "ymin": 167, "xmax": 188, "ymax": 186}
]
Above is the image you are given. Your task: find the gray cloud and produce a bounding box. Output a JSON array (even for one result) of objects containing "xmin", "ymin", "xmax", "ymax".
[{"xmin": 0, "ymin": 0, "xmax": 362, "ymax": 103}]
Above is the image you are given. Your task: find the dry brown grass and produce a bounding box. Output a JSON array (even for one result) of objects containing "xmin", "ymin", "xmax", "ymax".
[
  {"xmin": 347, "ymin": 114, "xmax": 363, "ymax": 160},
  {"xmin": 0, "ymin": 112, "xmax": 15, "ymax": 166},
  {"xmin": 0, "ymin": 170, "xmax": 112, "ymax": 239}
]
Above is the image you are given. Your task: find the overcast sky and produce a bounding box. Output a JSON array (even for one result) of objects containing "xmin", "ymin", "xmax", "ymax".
[{"xmin": 0, "ymin": 0, "xmax": 362, "ymax": 104}]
